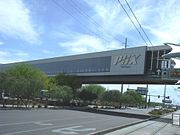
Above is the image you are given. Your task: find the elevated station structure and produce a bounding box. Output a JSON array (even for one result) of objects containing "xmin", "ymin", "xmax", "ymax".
[{"xmin": 0, "ymin": 45, "xmax": 179, "ymax": 84}]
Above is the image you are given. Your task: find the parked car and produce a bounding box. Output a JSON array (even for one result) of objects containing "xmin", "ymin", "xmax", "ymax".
[{"xmin": 154, "ymin": 106, "xmax": 162, "ymax": 110}]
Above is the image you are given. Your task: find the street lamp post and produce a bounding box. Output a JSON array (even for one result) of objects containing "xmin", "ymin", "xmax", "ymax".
[{"xmin": 163, "ymin": 85, "xmax": 167, "ymax": 107}]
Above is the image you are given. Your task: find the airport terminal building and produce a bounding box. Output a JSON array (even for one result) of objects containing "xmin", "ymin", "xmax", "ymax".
[{"xmin": 0, "ymin": 45, "xmax": 178, "ymax": 84}]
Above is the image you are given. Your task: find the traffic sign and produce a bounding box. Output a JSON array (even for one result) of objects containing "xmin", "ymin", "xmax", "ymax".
[{"xmin": 162, "ymin": 99, "xmax": 172, "ymax": 103}]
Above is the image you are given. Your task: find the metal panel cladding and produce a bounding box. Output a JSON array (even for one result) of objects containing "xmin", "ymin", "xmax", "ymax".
[
  {"xmin": 110, "ymin": 46, "xmax": 146, "ymax": 75},
  {"xmin": 33, "ymin": 56, "xmax": 111, "ymax": 75}
]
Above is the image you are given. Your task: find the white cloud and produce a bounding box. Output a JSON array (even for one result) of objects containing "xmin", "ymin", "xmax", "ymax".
[
  {"xmin": 59, "ymin": 34, "xmax": 123, "ymax": 54},
  {"xmin": 82, "ymin": 0, "xmax": 147, "ymax": 47},
  {"xmin": 0, "ymin": 0, "xmax": 40, "ymax": 44},
  {"xmin": 0, "ymin": 41, "xmax": 4, "ymax": 45},
  {"xmin": 144, "ymin": 1, "xmax": 180, "ymax": 44},
  {"xmin": 128, "ymin": 0, "xmax": 180, "ymax": 45},
  {"xmin": 15, "ymin": 52, "xmax": 29, "ymax": 57},
  {"xmin": 60, "ymin": 35, "xmax": 103, "ymax": 53},
  {"xmin": 42, "ymin": 50, "xmax": 54, "ymax": 55},
  {"xmin": 0, "ymin": 50, "xmax": 29, "ymax": 64},
  {"xmin": 55, "ymin": 0, "xmax": 147, "ymax": 51},
  {"xmin": 0, "ymin": 51, "xmax": 9, "ymax": 57},
  {"xmin": 0, "ymin": 51, "xmax": 12, "ymax": 63},
  {"xmin": 84, "ymin": 1, "xmax": 125, "ymax": 34},
  {"xmin": 84, "ymin": 0, "xmax": 180, "ymax": 46}
]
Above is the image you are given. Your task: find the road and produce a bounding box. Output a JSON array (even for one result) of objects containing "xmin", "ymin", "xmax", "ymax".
[{"xmin": 0, "ymin": 108, "xmax": 141, "ymax": 135}]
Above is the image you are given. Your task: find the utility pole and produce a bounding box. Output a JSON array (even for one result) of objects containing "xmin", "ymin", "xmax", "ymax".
[
  {"xmin": 120, "ymin": 84, "xmax": 123, "ymax": 94},
  {"xmin": 163, "ymin": 84, "xmax": 167, "ymax": 107},
  {"xmin": 125, "ymin": 37, "xmax": 127, "ymax": 49},
  {"xmin": 148, "ymin": 94, "xmax": 150, "ymax": 106},
  {"xmin": 121, "ymin": 38, "xmax": 127, "ymax": 94},
  {"xmin": 145, "ymin": 84, "xmax": 148, "ymax": 108}
]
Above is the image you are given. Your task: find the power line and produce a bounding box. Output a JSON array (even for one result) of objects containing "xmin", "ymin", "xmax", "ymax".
[
  {"xmin": 122, "ymin": 0, "xmax": 155, "ymax": 70},
  {"xmin": 52, "ymin": 0, "xmax": 124, "ymax": 44},
  {"xmin": 51, "ymin": 0, "xmax": 112, "ymax": 44},
  {"xmin": 124, "ymin": 0, "xmax": 153, "ymax": 46},
  {"xmin": 68, "ymin": 0, "xmax": 101, "ymax": 29},
  {"xmin": 123, "ymin": 0, "xmax": 156, "ymax": 70},
  {"xmin": 117, "ymin": 0, "xmax": 148, "ymax": 46},
  {"xmin": 67, "ymin": 0, "xmax": 125, "ymax": 44}
]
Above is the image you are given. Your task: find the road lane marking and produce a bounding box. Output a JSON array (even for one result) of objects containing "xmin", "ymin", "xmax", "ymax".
[
  {"xmin": 1, "ymin": 117, "xmax": 118, "ymax": 135},
  {"xmin": 34, "ymin": 122, "xmax": 53, "ymax": 126},
  {"xmin": 52, "ymin": 125, "xmax": 96, "ymax": 134},
  {"xmin": 0, "ymin": 116, "xmax": 96, "ymax": 127}
]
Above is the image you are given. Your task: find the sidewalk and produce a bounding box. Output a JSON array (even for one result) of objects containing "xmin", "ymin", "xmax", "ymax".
[{"xmin": 105, "ymin": 110, "xmax": 180, "ymax": 135}]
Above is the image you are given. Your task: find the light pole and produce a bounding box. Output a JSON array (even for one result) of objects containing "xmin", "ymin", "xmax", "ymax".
[
  {"xmin": 121, "ymin": 38, "xmax": 127, "ymax": 95},
  {"xmin": 163, "ymin": 84, "xmax": 167, "ymax": 107},
  {"xmin": 145, "ymin": 84, "xmax": 148, "ymax": 108}
]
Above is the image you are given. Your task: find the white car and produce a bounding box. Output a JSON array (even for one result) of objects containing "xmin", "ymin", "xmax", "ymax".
[{"xmin": 154, "ymin": 106, "xmax": 162, "ymax": 110}]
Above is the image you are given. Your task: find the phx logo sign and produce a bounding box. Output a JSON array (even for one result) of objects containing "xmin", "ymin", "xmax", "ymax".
[{"xmin": 113, "ymin": 54, "xmax": 141, "ymax": 68}]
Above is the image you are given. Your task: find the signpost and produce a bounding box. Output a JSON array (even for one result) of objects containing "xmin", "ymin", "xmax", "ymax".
[
  {"xmin": 162, "ymin": 99, "xmax": 172, "ymax": 104},
  {"xmin": 136, "ymin": 86, "xmax": 148, "ymax": 108},
  {"xmin": 136, "ymin": 87, "xmax": 148, "ymax": 95}
]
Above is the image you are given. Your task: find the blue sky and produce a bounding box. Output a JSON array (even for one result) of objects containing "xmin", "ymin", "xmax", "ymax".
[
  {"xmin": 1, "ymin": 0, "xmax": 180, "ymax": 63},
  {"xmin": 0, "ymin": 0, "xmax": 180, "ymax": 104}
]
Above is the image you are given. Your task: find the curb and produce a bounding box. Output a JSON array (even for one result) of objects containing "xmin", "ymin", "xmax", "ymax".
[
  {"xmin": 88, "ymin": 116, "xmax": 159, "ymax": 135},
  {"xmin": 68, "ymin": 107, "xmax": 151, "ymax": 119}
]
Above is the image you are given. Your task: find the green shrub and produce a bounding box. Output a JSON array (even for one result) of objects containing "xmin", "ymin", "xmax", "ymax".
[{"xmin": 148, "ymin": 109, "xmax": 163, "ymax": 116}]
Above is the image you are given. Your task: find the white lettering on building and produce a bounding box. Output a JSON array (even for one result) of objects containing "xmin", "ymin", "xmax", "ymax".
[{"xmin": 113, "ymin": 54, "xmax": 141, "ymax": 65}]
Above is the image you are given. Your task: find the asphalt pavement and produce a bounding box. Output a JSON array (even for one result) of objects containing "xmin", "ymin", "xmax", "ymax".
[{"xmin": 0, "ymin": 108, "xmax": 142, "ymax": 135}]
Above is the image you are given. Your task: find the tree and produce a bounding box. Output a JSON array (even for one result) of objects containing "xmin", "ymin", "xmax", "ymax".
[
  {"xmin": 101, "ymin": 90, "xmax": 121, "ymax": 107},
  {"xmin": 0, "ymin": 72, "xmax": 8, "ymax": 94},
  {"xmin": 0, "ymin": 72, "xmax": 15, "ymax": 93},
  {"xmin": 6, "ymin": 64, "xmax": 49, "ymax": 88},
  {"xmin": 49, "ymin": 84, "xmax": 73, "ymax": 106},
  {"xmin": 79, "ymin": 89, "xmax": 97, "ymax": 102},
  {"xmin": 83, "ymin": 84, "xmax": 105, "ymax": 97},
  {"xmin": 0, "ymin": 72, "xmax": 12, "ymax": 107},
  {"xmin": 55, "ymin": 73, "xmax": 82, "ymax": 98},
  {"xmin": 121, "ymin": 90, "xmax": 144, "ymax": 107},
  {"xmin": 79, "ymin": 84, "xmax": 105, "ymax": 102},
  {"xmin": 61, "ymin": 85, "xmax": 73, "ymax": 104},
  {"xmin": 5, "ymin": 64, "xmax": 49, "ymax": 107}
]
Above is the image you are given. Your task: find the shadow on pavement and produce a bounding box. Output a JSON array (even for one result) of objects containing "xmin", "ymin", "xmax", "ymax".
[
  {"xmin": 151, "ymin": 117, "xmax": 172, "ymax": 124},
  {"xmin": 67, "ymin": 107, "xmax": 152, "ymax": 120}
]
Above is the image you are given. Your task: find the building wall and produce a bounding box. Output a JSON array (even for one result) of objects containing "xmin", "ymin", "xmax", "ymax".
[
  {"xmin": 110, "ymin": 46, "xmax": 146, "ymax": 75},
  {"xmin": 146, "ymin": 46, "xmax": 171, "ymax": 76},
  {"xmin": 0, "ymin": 46, "xmax": 147, "ymax": 76},
  {"xmin": 33, "ymin": 56, "xmax": 111, "ymax": 76},
  {"xmin": 31, "ymin": 46, "xmax": 147, "ymax": 76}
]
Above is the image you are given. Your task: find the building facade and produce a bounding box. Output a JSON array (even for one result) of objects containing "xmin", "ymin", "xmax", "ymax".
[{"xmin": 0, "ymin": 45, "xmax": 178, "ymax": 84}]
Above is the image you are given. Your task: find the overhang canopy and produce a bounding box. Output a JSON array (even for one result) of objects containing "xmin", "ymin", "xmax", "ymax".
[{"xmin": 163, "ymin": 43, "xmax": 180, "ymax": 58}]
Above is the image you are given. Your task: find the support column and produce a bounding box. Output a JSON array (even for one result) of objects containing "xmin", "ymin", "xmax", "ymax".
[
  {"xmin": 163, "ymin": 84, "xmax": 167, "ymax": 107},
  {"xmin": 121, "ymin": 84, "xmax": 123, "ymax": 94},
  {"xmin": 145, "ymin": 84, "xmax": 148, "ymax": 108}
]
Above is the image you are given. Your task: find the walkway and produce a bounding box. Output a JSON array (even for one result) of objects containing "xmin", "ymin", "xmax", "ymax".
[{"xmin": 105, "ymin": 110, "xmax": 180, "ymax": 135}]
